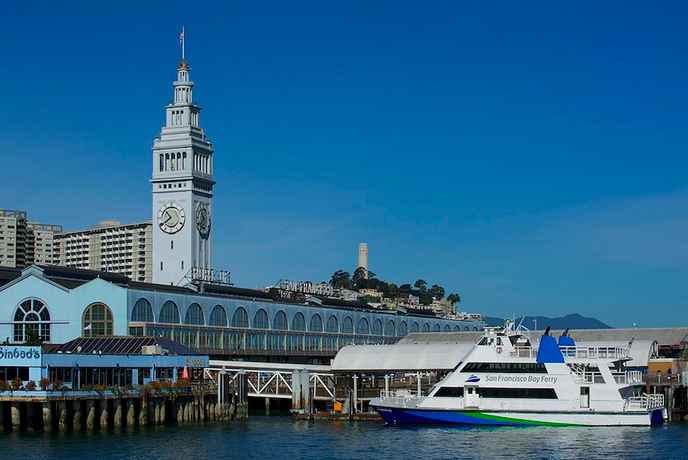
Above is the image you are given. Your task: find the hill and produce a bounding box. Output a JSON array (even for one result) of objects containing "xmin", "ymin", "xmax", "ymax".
[{"xmin": 484, "ymin": 313, "xmax": 611, "ymax": 330}]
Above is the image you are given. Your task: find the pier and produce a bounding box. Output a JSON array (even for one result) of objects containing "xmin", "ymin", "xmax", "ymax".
[{"xmin": 0, "ymin": 388, "xmax": 232, "ymax": 432}]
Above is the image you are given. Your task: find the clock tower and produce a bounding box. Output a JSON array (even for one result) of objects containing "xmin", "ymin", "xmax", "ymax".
[{"xmin": 151, "ymin": 58, "xmax": 214, "ymax": 285}]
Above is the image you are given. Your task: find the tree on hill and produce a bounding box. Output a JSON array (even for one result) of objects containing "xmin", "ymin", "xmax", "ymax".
[
  {"xmin": 330, "ymin": 270, "xmax": 351, "ymax": 288},
  {"xmin": 414, "ymin": 279, "xmax": 427, "ymax": 289},
  {"xmin": 427, "ymin": 284, "xmax": 445, "ymax": 301},
  {"xmin": 447, "ymin": 293, "xmax": 461, "ymax": 305}
]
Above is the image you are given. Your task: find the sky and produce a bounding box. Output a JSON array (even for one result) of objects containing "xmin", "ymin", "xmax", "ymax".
[{"xmin": 2, "ymin": 1, "xmax": 687, "ymax": 328}]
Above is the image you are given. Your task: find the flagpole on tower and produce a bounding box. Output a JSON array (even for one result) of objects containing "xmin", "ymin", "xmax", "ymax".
[{"xmin": 180, "ymin": 26, "xmax": 185, "ymax": 60}]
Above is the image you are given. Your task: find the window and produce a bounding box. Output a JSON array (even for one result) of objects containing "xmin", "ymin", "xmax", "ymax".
[
  {"xmin": 83, "ymin": 303, "xmax": 113, "ymax": 337},
  {"xmin": 372, "ymin": 319, "xmax": 383, "ymax": 336},
  {"xmin": 232, "ymin": 307, "xmax": 249, "ymax": 328},
  {"xmin": 310, "ymin": 314, "xmax": 323, "ymax": 332},
  {"xmin": 326, "ymin": 315, "xmax": 339, "ymax": 333},
  {"xmin": 292, "ymin": 312, "xmax": 306, "ymax": 331},
  {"xmin": 274, "ymin": 311, "xmax": 288, "ymax": 330},
  {"xmin": 254, "ymin": 309, "xmax": 269, "ymax": 329},
  {"xmin": 159, "ymin": 301, "xmax": 180, "ymax": 324},
  {"xmin": 385, "ymin": 320, "xmax": 396, "ymax": 336},
  {"xmin": 131, "ymin": 298, "xmax": 154, "ymax": 322},
  {"xmin": 357, "ymin": 318, "xmax": 369, "ymax": 335},
  {"xmin": 13, "ymin": 299, "xmax": 51, "ymax": 342},
  {"xmin": 399, "ymin": 321, "xmax": 408, "ymax": 336},
  {"xmin": 342, "ymin": 316, "xmax": 354, "ymax": 334},
  {"xmin": 185, "ymin": 303, "xmax": 205, "ymax": 325},
  {"xmin": 209, "ymin": 305, "xmax": 227, "ymax": 327}
]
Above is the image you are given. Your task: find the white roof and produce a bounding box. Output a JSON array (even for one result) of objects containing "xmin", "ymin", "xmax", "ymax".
[
  {"xmin": 331, "ymin": 342, "xmax": 474, "ymax": 372},
  {"xmin": 331, "ymin": 339, "xmax": 658, "ymax": 372}
]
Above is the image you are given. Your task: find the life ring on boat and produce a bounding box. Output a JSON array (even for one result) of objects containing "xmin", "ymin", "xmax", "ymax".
[{"xmin": 496, "ymin": 346, "xmax": 503, "ymax": 354}]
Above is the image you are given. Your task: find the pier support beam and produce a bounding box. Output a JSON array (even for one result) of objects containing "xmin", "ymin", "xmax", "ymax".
[
  {"xmin": 113, "ymin": 399, "xmax": 122, "ymax": 428},
  {"xmin": 86, "ymin": 400, "xmax": 95, "ymax": 430},
  {"xmin": 11, "ymin": 402, "xmax": 20, "ymax": 431},
  {"xmin": 138, "ymin": 398, "xmax": 148, "ymax": 427},
  {"xmin": 125, "ymin": 399, "xmax": 135, "ymax": 427},
  {"xmin": 42, "ymin": 402, "xmax": 52, "ymax": 432},
  {"xmin": 236, "ymin": 371, "xmax": 249, "ymax": 421},
  {"xmin": 72, "ymin": 400, "xmax": 81, "ymax": 431},
  {"xmin": 58, "ymin": 401, "xmax": 67, "ymax": 431},
  {"xmin": 265, "ymin": 397, "xmax": 270, "ymax": 416},
  {"xmin": 100, "ymin": 399, "xmax": 109, "ymax": 429}
]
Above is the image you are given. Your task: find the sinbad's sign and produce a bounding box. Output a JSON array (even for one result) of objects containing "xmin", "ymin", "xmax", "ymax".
[
  {"xmin": 185, "ymin": 356, "xmax": 208, "ymax": 367},
  {"xmin": 0, "ymin": 346, "xmax": 41, "ymax": 364}
]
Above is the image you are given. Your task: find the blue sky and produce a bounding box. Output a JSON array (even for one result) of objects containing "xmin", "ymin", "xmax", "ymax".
[{"xmin": 2, "ymin": 1, "xmax": 687, "ymax": 327}]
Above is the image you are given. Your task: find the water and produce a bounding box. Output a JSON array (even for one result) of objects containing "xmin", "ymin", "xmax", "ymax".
[{"xmin": 2, "ymin": 417, "xmax": 688, "ymax": 460}]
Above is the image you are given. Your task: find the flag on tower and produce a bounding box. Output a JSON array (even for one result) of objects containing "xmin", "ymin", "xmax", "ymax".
[{"xmin": 180, "ymin": 27, "xmax": 184, "ymax": 45}]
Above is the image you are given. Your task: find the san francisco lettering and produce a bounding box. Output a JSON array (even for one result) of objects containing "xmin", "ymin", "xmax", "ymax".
[{"xmin": 484, "ymin": 375, "xmax": 558, "ymax": 384}]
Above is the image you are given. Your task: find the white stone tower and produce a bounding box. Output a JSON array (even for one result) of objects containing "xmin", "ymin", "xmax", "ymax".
[
  {"xmin": 151, "ymin": 59, "xmax": 215, "ymax": 285},
  {"xmin": 358, "ymin": 243, "xmax": 368, "ymax": 279}
]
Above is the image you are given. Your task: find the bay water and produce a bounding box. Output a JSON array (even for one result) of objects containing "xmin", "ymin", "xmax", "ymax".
[{"xmin": 2, "ymin": 417, "xmax": 688, "ymax": 460}]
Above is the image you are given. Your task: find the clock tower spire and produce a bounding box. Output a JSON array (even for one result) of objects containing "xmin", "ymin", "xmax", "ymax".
[{"xmin": 151, "ymin": 57, "xmax": 214, "ymax": 285}]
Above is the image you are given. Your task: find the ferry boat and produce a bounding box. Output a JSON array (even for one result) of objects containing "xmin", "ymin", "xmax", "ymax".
[{"xmin": 370, "ymin": 321, "xmax": 666, "ymax": 426}]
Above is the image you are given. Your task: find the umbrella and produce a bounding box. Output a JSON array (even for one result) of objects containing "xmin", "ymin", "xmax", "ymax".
[{"xmin": 182, "ymin": 366, "xmax": 189, "ymax": 379}]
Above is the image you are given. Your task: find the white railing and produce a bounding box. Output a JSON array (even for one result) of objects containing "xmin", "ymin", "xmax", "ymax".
[
  {"xmin": 508, "ymin": 347, "xmax": 536, "ymax": 358},
  {"xmin": 377, "ymin": 389, "xmax": 420, "ymax": 407},
  {"xmin": 626, "ymin": 394, "xmax": 665, "ymax": 411},
  {"xmin": 613, "ymin": 371, "xmax": 644, "ymax": 385},
  {"xmin": 559, "ymin": 346, "xmax": 629, "ymax": 360}
]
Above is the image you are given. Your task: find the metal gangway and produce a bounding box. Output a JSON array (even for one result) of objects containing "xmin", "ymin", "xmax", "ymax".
[{"xmin": 206, "ymin": 360, "xmax": 336, "ymax": 401}]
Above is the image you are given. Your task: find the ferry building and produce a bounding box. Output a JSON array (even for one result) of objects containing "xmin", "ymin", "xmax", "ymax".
[{"xmin": 0, "ymin": 57, "xmax": 482, "ymax": 366}]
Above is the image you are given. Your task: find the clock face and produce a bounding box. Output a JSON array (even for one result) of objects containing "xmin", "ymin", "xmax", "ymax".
[
  {"xmin": 158, "ymin": 202, "xmax": 186, "ymax": 234},
  {"xmin": 196, "ymin": 203, "xmax": 211, "ymax": 235}
]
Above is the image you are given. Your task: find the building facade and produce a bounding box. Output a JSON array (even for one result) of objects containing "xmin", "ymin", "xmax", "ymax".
[
  {"xmin": 0, "ymin": 209, "xmax": 62, "ymax": 269},
  {"xmin": 0, "ymin": 266, "xmax": 483, "ymax": 365},
  {"xmin": 152, "ymin": 59, "xmax": 214, "ymax": 286},
  {"xmin": 53, "ymin": 220, "xmax": 152, "ymax": 283}
]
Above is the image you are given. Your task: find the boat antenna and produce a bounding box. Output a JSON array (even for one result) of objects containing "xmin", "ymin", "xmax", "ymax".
[
  {"xmin": 562, "ymin": 327, "xmax": 569, "ymax": 337},
  {"xmin": 516, "ymin": 315, "xmax": 526, "ymax": 329},
  {"xmin": 544, "ymin": 326, "xmax": 550, "ymax": 336}
]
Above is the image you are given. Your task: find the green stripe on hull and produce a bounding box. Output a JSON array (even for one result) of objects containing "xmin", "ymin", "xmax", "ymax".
[{"xmin": 468, "ymin": 412, "xmax": 581, "ymax": 426}]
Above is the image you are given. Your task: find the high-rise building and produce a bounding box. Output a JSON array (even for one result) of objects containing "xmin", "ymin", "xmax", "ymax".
[
  {"xmin": 151, "ymin": 59, "xmax": 214, "ymax": 286},
  {"xmin": 53, "ymin": 220, "xmax": 152, "ymax": 282},
  {"xmin": 358, "ymin": 243, "xmax": 368, "ymax": 279},
  {"xmin": 0, "ymin": 209, "xmax": 62, "ymax": 268}
]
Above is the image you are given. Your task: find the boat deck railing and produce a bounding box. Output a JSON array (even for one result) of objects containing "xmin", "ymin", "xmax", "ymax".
[
  {"xmin": 376, "ymin": 389, "xmax": 420, "ymax": 407},
  {"xmin": 625, "ymin": 394, "xmax": 665, "ymax": 411}
]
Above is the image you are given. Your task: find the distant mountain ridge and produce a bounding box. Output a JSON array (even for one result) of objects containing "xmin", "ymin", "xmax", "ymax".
[{"xmin": 484, "ymin": 313, "xmax": 611, "ymax": 330}]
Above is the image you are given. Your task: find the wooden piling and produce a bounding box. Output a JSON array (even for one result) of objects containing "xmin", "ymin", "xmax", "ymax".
[
  {"xmin": 86, "ymin": 400, "xmax": 95, "ymax": 430},
  {"xmin": 113, "ymin": 398, "xmax": 122, "ymax": 428},
  {"xmin": 42, "ymin": 402, "xmax": 52, "ymax": 432},
  {"xmin": 126, "ymin": 399, "xmax": 135, "ymax": 427},
  {"xmin": 72, "ymin": 400, "xmax": 81, "ymax": 431},
  {"xmin": 58, "ymin": 401, "xmax": 67, "ymax": 431},
  {"xmin": 100, "ymin": 399, "xmax": 109, "ymax": 429},
  {"xmin": 11, "ymin": 402, "xmax": 20, "ymax": 431}
]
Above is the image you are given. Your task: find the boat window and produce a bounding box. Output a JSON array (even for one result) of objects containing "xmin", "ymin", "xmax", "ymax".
[
  {"xmin": 480, "ymin": 388, "xmax": 558, "ymax": 399},
  {"xmin": 497, "ymin": 338, "xmax": 503, "ymax": 346},
  {"xmin": 462, "ymin": 362, "xmax": 548, "ymax": 373},
  {"xmin": 434, "ymin": 387, "xmax": 464, "ymax": 397},
  {"xmin": 477, "ymin": 337, "xmax": 489, "ymax": 346}
]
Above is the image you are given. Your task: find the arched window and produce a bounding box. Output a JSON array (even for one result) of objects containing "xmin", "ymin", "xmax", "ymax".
[
  {"xmin": 422, "ymin": 323, "xmax": 430, "ymax": 332},
  {"xmin": 433, "ymin": 324, "xmax": 441, "ymax": 332},
  {"xmin": 464, "ymin": 325, "xmax": 470, "ymax": 331},
  {"xmin": 310, "ymin": 314, "xmax": 323, "ymax": 332},
  {"xmin": 254, "ymin": 309, "xmax": 269, "ymax": 329},
  {"xmin": 342, "ymin": 316, "xmax": 354, "ymax": 334},
  {"xmin": 232, "ymin": 307, "xmax": 249, "ymax": 328},
  {"xmin": 14, "ymin": 299, "xmax": 51, "ymax": 342},
  {"xmin": 385, "ymin": 320, "xmax": 396, "ymax": 336},
  {"xmin": 444, "ymin": 324, "xmax": 451, "ymax": 332},
  {"xmin": 132, "ymin": 298, "xmax": 154, "ymax": 322},
  {"xmin": 159, "ymin": 301, "xmax": 180, "ymax": 324},
  {"xmin": 410, "ymin": 322, "xmax": 419, "ymax": 333},
  {"xmin": 399, "ymin": 321, "xmax": 408, "ymax": 336},
  {"xmin": 357, "ymin": 318, "xmax": 370, "ymax": 335},
  {"xmin": 292, "ymin": 312, "xmax": 306, "ymax": 331},
  {"xmin": 274, "ymin": 311, "xmax": 288, "ymax": 330},
  {"xmin": 454, "ymin": 325, "xmax": 461, "ymax": 332},
  {"xmin": 372, "ymin": 319, "xmax": 383, "ymax": 336},
  {"xmin": 83, "ymin": 303, "xmax": 113, "ymax": 337},
  {"xmin": 326, "ymin": 315, "xmax": 339, "ymax": 333},
  {"xmin": 209, "ymin": 305, "xmax": 228, "ymax": 327},
  {"xmin": 185, "ymin": 303, "xmax": 205, "ymax": 325}
]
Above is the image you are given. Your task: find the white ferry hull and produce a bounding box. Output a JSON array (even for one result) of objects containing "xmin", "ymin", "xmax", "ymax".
[{"xmin": 372, "ymin": 404, "xmax": 663, "ymax": 426}]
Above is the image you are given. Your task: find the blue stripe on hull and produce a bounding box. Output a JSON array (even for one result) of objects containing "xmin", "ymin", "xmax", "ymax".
[{"xmin": 373, "ymin": 407, "xmax": 537, "ymax": 426}]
